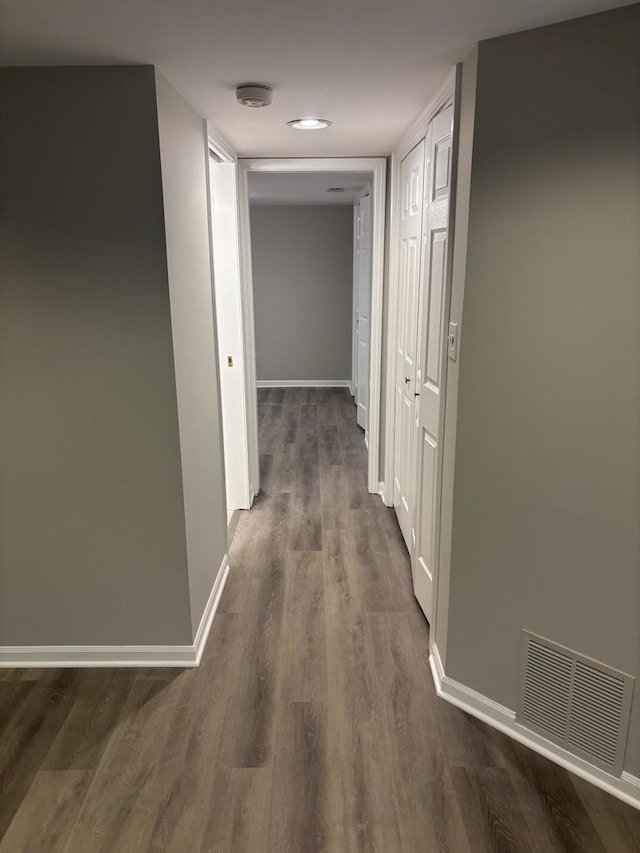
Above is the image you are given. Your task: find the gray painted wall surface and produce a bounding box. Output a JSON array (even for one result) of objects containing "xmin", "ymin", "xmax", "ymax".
[
  {"xmin": 155, "ymin": 70, "xmax": 228, "ymax": 637},
  {"xmin": 0, "ymin": 66, "xmax": 193, "ymax": 645},
  {"xmin": 250, "ymin": 205, "xmax": 353, "ymax": 382},
  {"xmin": 444, "ymin": 6, "xmax": 640, "ymax": 774}
]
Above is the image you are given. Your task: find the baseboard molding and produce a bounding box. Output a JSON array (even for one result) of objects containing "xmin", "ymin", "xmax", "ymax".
[
  {"xmin": 192, "ymin": 554, "xmax": 230, "ymax": 666},
  {"xmin": 256, "ymin": 380, "xmax": 351, "ymax": 388},
  {"xmin": 429, "ymin": 643, "xmax": 640, "ymax": 810},
  {"xmin": 378, "ymin": 481, "xmax": 393, "ymax": 507},
  {"xmin": 0, "ymin": 555, "xmax": 230, "ymax": 669}
]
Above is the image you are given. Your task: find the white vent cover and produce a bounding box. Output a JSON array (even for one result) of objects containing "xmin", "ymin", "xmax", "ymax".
[{"xmin": 517, "ymin": 631, "xmax": 634, "ymax": 775}]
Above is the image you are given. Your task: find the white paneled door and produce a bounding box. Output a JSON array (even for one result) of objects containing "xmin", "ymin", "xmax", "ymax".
[
  {"xmin": 356, "ymin": 192, "xmax": 372, "ymax": 433},
  {"xmin": 394, "ymin": 140, "xmax": 425, "ymax": 548},
  {"xmin": 412, "ymin": 106, "xmax": 454, "ymax": 622}
]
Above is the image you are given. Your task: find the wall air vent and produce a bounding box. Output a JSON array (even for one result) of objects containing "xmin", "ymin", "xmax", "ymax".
[
  {"xmin": 517, "ymin": 631, "xmax": 634, "ymax": 776},
  {"xmin": 326, "ymin": 187, "xmax": 345, "ymax": 193}
]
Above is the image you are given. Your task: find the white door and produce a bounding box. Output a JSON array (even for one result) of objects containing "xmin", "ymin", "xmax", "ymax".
[
  {"xmin": 356, "ymin": 192, "xmax": 372, "ymax": 433},
  {"xmin": 412, "ymin": 106, "xmax": 454, "ymax": 622},
  {"xmin": 393, "ymin": 141, "xmax": 425, "ymax": 548}
]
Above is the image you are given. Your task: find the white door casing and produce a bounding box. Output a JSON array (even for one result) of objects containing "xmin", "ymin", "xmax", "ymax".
[
  {"xmin": 412, "ymin": 106, "xmax": 454, "ymax": 622},
  {"xmin": 207, "ymin": 149, "xmax": 253, "ymax": 511},
  {"xmin": 356, "ymin": 190, "xmax": 372, "ymax": 434},
  {"xmin": 393, "ymin": 140, "xmax": 425, "ymax": 549},
  {"xmin": 237, "ymin": 158, "xmax": 386, "ymax": 497},
  {"xmin": 352, "ymin": 202, "xmax": 360, "ymax": 400}
]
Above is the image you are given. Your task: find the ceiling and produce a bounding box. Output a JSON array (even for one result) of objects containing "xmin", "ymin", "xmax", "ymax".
[
  {"xmin": 249, "ymin": 172, "xmax": 371, "ymax": 205},
  {"xmin": 0, "ymin": 0, "xmax": 631, "ymax": 157}
]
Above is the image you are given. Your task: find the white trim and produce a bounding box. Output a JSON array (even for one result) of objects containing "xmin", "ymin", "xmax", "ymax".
[
  {"xmin": 256, "ymin": 380, "xmax": 351, "ymax": 388},
  {"xmin": 206, "ymin": 120, "xmax": 255, "ymax": 509},
  {"xmin": 206, "ymin": 124, "xmax": 236, "ymax": 163},
  {"xmin": 378, "ymin": 482, "xmax": 392, "ymax": 506},
  {"xmin": 236, "ymin": 164, "xmax": 261, "ymax": 500},
  {"xmin": 383, "ymin": 70, "xmax": 456, "ymax": 507},
  {"xmin": 0, "ymin": 555, "xmax": 230, "ymax": 669},
  {"xmin": 351, "ymin": 201, "xmax": 359, "ymax": 404},
  {"xmin": 367, "ymin": 164, "xmax": 386, "ymax": 496},
  {"xmin": 237, "ymin": 157, "xmax": 386, "ymax": 497},
  {"xmin": 429, "ymin": 643, "xmax": 640, "ymax": 811},
  {"xmin": 192, "ymin": 554, "xmax": 230, "ymax": 665},
  {"xmin": 241, "ymin": 158, "xmax": 386, "ymax": 174}
]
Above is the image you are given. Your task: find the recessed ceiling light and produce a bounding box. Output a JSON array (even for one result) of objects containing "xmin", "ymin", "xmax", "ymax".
[{"xmin": 287, "ymin": 118, "xmax": 331, "ymax": 130}]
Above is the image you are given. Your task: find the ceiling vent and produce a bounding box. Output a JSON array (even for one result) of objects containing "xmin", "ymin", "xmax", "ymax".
[
  {"xmin": 517, "ymin": 631, "xmax": 634, "ymax": 775},
  {"xmin": 236, "ymin": 84, "xmax": 273, "ymax": 108}
]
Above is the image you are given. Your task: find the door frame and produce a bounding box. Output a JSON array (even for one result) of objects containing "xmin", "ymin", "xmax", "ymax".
[
  {"xmin": 352, "ymin": 183, "xmax": 373, "ymax": 437},
  {"xmin": 237, "ymin": 157, "xmax": 387, "ymax": 497},
  {"xmin": 205, "ymin": 123, "xmax": 255, "ymax": 508},
  {"xmin": 351, "ymin": 200, "xmax": 360, "ymax": 399}
]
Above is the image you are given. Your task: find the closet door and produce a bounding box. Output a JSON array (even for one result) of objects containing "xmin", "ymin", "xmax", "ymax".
[
  {"xmin": 412, "ymin": 106, "xmax": 454, "ymax": 622},
  {"xmin": 394, "ymin": 140, "xmax": 425, "ymax": 549}
]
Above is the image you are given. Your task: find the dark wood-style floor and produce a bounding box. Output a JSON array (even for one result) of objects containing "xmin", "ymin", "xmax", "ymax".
[{"xmin": 1, "ymin": 387, "xmax": 639, "ymax": 852}]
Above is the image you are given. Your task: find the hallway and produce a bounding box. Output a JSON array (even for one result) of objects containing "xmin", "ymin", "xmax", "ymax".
[{"xmin": 0, "ymin": 388, "xmax": 639, "ymax": 851}]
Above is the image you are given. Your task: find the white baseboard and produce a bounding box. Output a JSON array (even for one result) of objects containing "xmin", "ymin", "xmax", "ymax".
[
  {"xmin": 192, "ymin": 554, "xmax": 230, "ymax": 666},
  {"xmin": 0, "ymin": 555, "xmax": 230, "ymax": 669},
  {"xmin": 429, "ymin": 643, "xmax": 640, "ymax": 811},
  {"xmin": 256, "ymin": 380, "xmax": 351, "ymax": 388},
  {"xmin": 378, "ymin": 481, "xmax": 393, "ymax": 507}
]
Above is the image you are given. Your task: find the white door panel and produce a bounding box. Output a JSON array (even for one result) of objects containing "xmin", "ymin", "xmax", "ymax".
[
  {"xmin": 412, "ymin": 106, "xmax": 454, "ymax": 623},
  {"xmin": 394, "ymin": 141, "xmax": 425, "ymax": 548}
]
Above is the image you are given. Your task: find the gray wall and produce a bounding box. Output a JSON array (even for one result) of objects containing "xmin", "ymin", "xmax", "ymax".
[
  {"xmin": 0, "ymin": 66, "xmax": 192, "ymax": 644},
  {"xmin": 250, "ymin": 205, "xmax": 353, "ymax": 382},
  {"xmin": 155, "ymin": 70, "xmax": 228, "ymax": 636},
  {"xmin": 444, "ymin": 6, "xmax": 640, "ymax": 774}
]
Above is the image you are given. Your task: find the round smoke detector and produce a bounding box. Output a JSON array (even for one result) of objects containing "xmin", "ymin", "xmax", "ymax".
[{"xmin": 236, "ymin": 84, "xmax": 273, "ymax": 108}]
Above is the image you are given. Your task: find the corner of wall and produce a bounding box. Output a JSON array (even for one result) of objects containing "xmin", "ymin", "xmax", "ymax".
[
  {"xmin": 154, "ymin": 70, "xmax": 229, "ymax": 640},
  {"xmin": 434, "ymin": 45, "xmax": 479, "ymax": 666}
]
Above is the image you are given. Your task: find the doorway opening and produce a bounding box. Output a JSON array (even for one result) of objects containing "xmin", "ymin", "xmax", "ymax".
[
  {"xmin": 249, "ymin": 171, "xmax": 370, "ymax": 425},
  {"xmin": 237, "ymin": 158, "xmax": 387, "ymax": 498}
]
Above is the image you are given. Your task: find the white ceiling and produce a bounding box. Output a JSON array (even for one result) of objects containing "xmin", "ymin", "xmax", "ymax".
[
  {"xmin": 0, "ymin": 0, "xmax": 631, "ymax": 157},
  {"xmin": 249, "ymin": 172, "xmax": 371, "ymax": 205}
]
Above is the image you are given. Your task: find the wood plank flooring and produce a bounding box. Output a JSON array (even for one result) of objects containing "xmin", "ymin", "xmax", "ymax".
[{"xmin": 1, "ymin": 386, "xmax": 639, "ymax": 851}]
